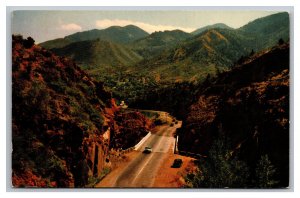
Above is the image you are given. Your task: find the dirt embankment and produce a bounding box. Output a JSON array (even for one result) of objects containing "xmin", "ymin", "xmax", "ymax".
[{"xmin": 153, "ymin": 153, "xmax": 196, "ymax": 188}]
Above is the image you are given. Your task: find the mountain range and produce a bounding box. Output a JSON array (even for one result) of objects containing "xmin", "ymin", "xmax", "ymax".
[
  {"xmin": 135, "ymin": 12, "xmax": 289, "ymax": 81},
  {"xmin": 40, "ymin": 24, "xmax": 149, "ymax": 49},
  {"xmin": 39, "ymin": 12, "xmax": 289, "ymax": 98},
  {"xmin": 12, "ymin": 11, "xmax": 290, "ymax": 188}
]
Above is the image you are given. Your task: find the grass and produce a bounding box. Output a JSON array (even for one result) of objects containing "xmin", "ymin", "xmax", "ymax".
[{"xmin": 86, "ymin": 167, "xmax": 111, "ymax": 188}]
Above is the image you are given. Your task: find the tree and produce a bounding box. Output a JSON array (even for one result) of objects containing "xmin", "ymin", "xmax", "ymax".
[
  {"xmin": 185, "ymin": 135, "xmax": 249, "ymax": 188},
  {"xmin": 216, "ymin": 67, "xmax": 221, "ymax": 77},
  {"xmin": 237, "ymin": 55, "xmax": 246, "ymax": 65},
  {"xmin": 23, "ymin": 37, "xmax": 35, "ymax": 49},
  {"xmin": 278, "ymin": 38, "xmax": 284, "ymax": 45},
  {"xmin": 255, "ymin": 154, "xmax": 278, "ymax": 188}
]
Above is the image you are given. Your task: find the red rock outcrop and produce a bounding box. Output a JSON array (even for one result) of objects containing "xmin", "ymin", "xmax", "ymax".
[{"xmin": 12, "ymin": 35, "xmax": 115, "ymax": 187}]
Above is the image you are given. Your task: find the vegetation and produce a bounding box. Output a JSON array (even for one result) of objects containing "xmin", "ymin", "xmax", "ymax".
[
  {"xmin": 51, "ymin": 39, "xmax": 143, "ymax": 71},
  {"xmin": 239, "ymin": 12, "xmax": 289, "ymax": 50},
  {"xmin": 23, "ymin": 36, "xmax": 35, "ymax": 49},
  {"xmin": 12, "ymin": 35, "xmax": 112, "ymax": 187},
  {"xmin": 185, "ymin": 136, "xmax": 279, "ymax": 188},
  {"xmin": 185, "ymin": 136, "xmax": 249, "ymax": 188},
  {"xmin": 191, "ymin": 23, "xmax": 233, "ymax": 36},
  {"xmin": 86, "ymin": 167, "xmax": 111, "ymax": 188},
  {"xmin": 180, "ymin": 42, "xmax": 290, "ymax": 187},
  {"xmin": 110, "ymin": 111, "xmax": 152, "ymax": 149},
  {"xmin": 40, "ymin": 25, "xmax": 149, "ymax": 48},
  {"xmin": 38, "ymin": 13, "xmax": 290, "ymax": 110},
  {"xmin": 41, "ymin": 12, "xmax": 289, "ymax": 87},
  {"xmin": 255, "ymin": 155, "xmax": 279, "ymax": 188},
  {"xmin": 13, "ymin": 12, "xmax": 290, "ymax": 188},
  {"xmin": 130, "ymin": 29, "xmax": 192, "ymax": 59}
]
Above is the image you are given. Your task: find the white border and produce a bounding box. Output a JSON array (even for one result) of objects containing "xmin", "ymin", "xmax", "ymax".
[{"xmin": 2, "ymin": 1, "xmax": 299, "ymax": 198}]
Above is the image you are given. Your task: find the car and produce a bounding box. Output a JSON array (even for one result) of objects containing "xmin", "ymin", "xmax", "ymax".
[
  {"xmin": 171, "ymin": 159, "xmax": 183, "ymax": 168},
  {"xmin": 143, "ymin": 146, "xmax": 152, "ymax": 154}
]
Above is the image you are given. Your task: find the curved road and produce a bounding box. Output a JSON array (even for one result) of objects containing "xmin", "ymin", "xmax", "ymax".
[{"xmin": 113, "ymin": 123, "xmax": 181, "ymax": 188}]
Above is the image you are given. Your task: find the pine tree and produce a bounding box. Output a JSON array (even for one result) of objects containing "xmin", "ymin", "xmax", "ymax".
[
  {"xmin": 278, "ymin": 38, "xmax": 284, "ymax": 45},
  {"xmin": 185, "ymin": 135, "xmax": 249, "ymax": 188},
  {"xmin": 23, "ymin": 37, "xmax": 35, "ymax": 49},
  {"xmin": 255, "ymin": 154, "xmax": 278, "ymax": 188}
]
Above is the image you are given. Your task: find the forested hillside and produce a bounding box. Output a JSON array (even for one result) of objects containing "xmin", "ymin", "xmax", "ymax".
[
  {"xmin": 181, "ymin": 43, "xmax": 290, "ymax": 188},
  {"xmin": 40, "ymin": 25, "xmax": 149, "ymax": 49},
  {"xmin": 130, "ymin": 29, "xmax": 192, "ymax": 58},
  {"xmin": 12, "ymin": 35, "xmax": 152, "ymax": 187},
  {"xmin": 51, "ymin": 39, "xmax": 143, "ymax": 73}
]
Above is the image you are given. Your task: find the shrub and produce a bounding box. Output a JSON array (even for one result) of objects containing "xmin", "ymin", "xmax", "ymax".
[
  {"xmin": 185, "ymin": 136, "xmax": 249, "ymax": 188},
  {"xmin": 23, "ymin": 37, "xmax": 35, "ymax": 49},
  {"xmin": 255, "ymin": 154, "xmax": 278, "ymax": 188}
]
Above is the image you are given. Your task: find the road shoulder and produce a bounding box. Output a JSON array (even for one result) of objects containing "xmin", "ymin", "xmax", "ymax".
[{"xmin": 152, "ymin": 149, "xmax": 196, "ymax": 188}]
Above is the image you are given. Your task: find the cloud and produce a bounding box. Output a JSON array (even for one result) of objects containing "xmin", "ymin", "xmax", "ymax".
[
  {"xmin": 95, "ymin": 19, "xmax": 194, "ymax": 33},
  {"xmin": 60, "ymin": 23, "xmax": 82, "ymax": 31}
]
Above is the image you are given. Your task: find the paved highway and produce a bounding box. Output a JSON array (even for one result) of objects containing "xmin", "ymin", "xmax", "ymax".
[{"xmin": 114, "ymin": 123, "xmax": 180, "ymax": 187}]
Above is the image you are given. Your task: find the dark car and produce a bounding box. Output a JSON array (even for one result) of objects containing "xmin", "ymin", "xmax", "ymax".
[
  {"xmin": 143, "ymin": 146, "xmax": 152, "ymax": 154},
  {"xmin": 171, "ymin": 159, "xmax": 183, "ymax": 168}
]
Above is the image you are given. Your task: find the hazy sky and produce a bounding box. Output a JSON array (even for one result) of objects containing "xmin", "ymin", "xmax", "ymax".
[{"xmin": 12, "ymin": 10, "xmax": 280, "ymax": 43}]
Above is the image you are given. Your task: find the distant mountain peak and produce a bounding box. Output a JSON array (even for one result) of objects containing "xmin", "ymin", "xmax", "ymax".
[
  {"xmin": 239, "ymin": 12, "xmax": 289, "ymax": 33},
  {"xmin": 124, "ymin": 24, "xmax": 143, "ymax": 29},
  {"xmin": 191, "ymin": 23, "xmax": 233, "ymax": 36}
]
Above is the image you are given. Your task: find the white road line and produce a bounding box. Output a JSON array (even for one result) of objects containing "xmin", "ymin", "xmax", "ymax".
[{"xmin": 131, "ymin": 132, "xmax": 167, "ymax": 185}]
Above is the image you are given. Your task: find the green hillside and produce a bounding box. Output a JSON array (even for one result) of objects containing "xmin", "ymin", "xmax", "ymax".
[
  {"xmin": 50, "ymin": 39, "xmax": 143, "ymax": 78},
  {"xmin": 130, "ymin": 30, "xmax": 192, "ymax": 58},
  {"xmin": 239, "ymin": 12, "xmax": 290, "ymax": 50},
  {"xmin": 136, "ymin": 28, "xmax": 251, "ymax": 82},
  {"xmin": 39, "ymin": 12, "xmax": 290, "ymax": 106},
  {"xmin": 191, "ymin": 23, "xmax": 233, "ymax": 36},
  {"xmin": 135, "ymin": 12, "xmax": 289, "ymax": 82},
  {"xmin": 40, "ymin": 25, "xmax": 149, "ymax": 49}
]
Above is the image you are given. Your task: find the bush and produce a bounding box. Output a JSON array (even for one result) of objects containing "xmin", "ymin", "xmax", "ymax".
[
  {"xmin": 278, "ymin": 38, "xmax": 284, "ymax": 45},
  {"xmin": 23, "ymin": 37, "xmax": 35, "ymax": 49},
  {"xmin": 255, "ymin": 155, "xmax": 278, "ymax": 188},
  {"xmin": 185, "ymin": 136, "xmax": 249, "ymax": 188},
  {"xmin": 154, "ymin": 118, "xmax": 163, "ymax": 125}
]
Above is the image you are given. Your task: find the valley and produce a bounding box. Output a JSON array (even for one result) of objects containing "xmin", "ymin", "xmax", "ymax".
[{"xmin": 12, "ymin": 11, "xmax": 290, "ymax": 189}]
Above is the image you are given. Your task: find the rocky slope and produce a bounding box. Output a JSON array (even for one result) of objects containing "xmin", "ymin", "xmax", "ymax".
[
  {"xmin": 12, "ymin": 35, "xmax": 151, "ymax": 187},
  {"xmin": 179, "ymin": 43, "xmax": 290, "ymax": 187}
]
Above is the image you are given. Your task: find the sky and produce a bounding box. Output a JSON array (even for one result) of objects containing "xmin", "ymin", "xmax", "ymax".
[{"xmin": 12, "ymin": 10, "xmax": 280, "ymax": 43}]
